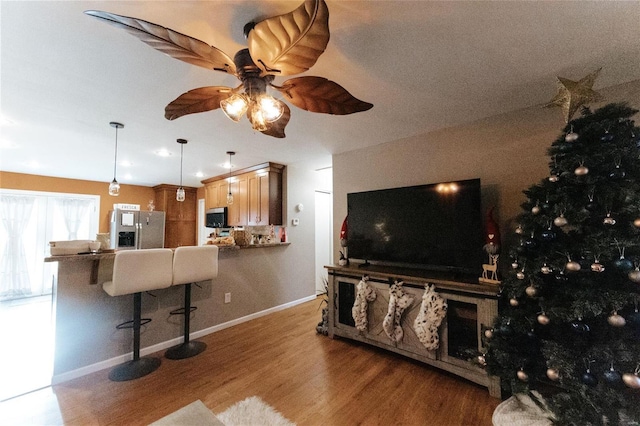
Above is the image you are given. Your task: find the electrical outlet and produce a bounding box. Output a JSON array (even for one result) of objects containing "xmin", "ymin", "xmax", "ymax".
[{"xmin": 224, "ymin": 292, "xmax": 231, "ymax": 304}]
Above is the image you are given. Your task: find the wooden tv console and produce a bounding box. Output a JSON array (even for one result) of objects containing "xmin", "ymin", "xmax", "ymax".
[{"xmin": 326, "ymin": 264, "xmax": 501, "ymax": 398}]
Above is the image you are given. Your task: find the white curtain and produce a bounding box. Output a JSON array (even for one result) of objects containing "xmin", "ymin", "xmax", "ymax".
[
  {"xmin": 0, "ymin": 195, "xmax": 36, "ymax": 299},
  {"xmin": 56, "ymin": 198, "xmax": 92, "ymax": 240}
]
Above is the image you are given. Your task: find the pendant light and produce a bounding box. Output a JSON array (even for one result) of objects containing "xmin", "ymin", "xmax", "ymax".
[
  {"xmin": 108, "ymin": 121, "xmax": 123, "ymax": 196},
  {"xmin": 226, "ymin": 151, "xmax": 235, "ymax": 205},
  {"xmin": 176, "ymin": 138, "xmax": 187, "ymax": 202}
]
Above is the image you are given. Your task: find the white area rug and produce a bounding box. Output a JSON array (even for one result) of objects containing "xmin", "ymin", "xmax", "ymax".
[
  {"xmin": 217, "ymin": 396, "xmax": 295, "ymax": 426},
  {"xmin": 149, "ymin": 397, "xmax": 295, "ymax": 426}
]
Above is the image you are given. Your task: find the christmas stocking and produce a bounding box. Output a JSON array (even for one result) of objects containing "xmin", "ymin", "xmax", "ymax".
[
  {"xmin": 413, "ymin": 284, "xmax": 447, "ymax": 350},
  {"xmin": 383, "ymin": 280, "xmax": 414, "ymax": 343},
  {"xmin": 351, "ymin": 276, "xmax": 376, "ymax": 331}
]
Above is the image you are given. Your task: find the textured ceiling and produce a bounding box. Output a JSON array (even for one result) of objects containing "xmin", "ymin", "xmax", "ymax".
[{"xmin": 2, "ymin": 1, "xmax": 639, "ymax": 188}]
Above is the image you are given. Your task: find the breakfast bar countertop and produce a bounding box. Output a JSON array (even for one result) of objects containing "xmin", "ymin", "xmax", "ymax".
[{"xmin": 45, "ymin": 241, "xmax": 291, "ymax": 263}]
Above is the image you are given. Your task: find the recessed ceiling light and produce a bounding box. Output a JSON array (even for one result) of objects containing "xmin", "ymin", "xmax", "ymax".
[
  {"xmin": 155, "ymin": 148, "xmax": 172, "ymax": 157},
  {"xmin": 195, "ymin": 171, "xmax": 204, "ymax": 178}
]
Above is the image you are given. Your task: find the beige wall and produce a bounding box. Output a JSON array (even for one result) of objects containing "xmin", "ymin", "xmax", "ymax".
[{"xmin": 332, "ymin": 79, "xmax": 640, "ymax": 267}]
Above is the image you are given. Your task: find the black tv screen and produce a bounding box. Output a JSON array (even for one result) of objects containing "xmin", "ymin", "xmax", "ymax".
[{"xmin": 347, "ymin": 179, "xmax": 484, "ymax": 275}]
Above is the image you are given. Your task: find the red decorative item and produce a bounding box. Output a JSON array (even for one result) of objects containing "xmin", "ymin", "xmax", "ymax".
[
  {"xmin": 484, "ymin": 207, "xmax": 500, "ymax": 254},
  {"xmin": 340, "ymin": 216, "xmax": 348, "ymax": 247}
]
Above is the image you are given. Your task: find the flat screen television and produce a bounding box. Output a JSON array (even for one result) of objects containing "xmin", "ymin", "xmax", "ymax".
[{"xmin": 347, "ymin": 178, "xmax": 484, "ymax": 276}]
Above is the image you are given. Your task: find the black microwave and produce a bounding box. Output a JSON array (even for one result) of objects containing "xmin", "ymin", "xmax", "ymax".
[{"xmin": 206, "ymin": 207, "xmax": 228, "ymax": 228}]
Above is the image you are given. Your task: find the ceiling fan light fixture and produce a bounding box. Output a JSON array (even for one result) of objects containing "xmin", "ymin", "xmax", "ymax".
[
  {"xmin": 258, "ymin": 95, "xmax": 285, "ymax": 122},
  {"xmin": 221, "ymin": 94, "xmax": 249, "ymax": 122}
]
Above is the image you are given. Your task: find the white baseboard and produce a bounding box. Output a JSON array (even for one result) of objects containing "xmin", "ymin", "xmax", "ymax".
[{"xmin": 51, "ymin": 294, "xmax": 316, "ymax": 385}]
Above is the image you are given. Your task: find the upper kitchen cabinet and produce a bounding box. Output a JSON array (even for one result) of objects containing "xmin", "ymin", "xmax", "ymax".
[
  {"xmin": 203, "ymin": 162, "xmax": 284, "ymax": 226},
  {"xmin": 153, "ymin": 184, "xmax": 197, "ymax": 247}
]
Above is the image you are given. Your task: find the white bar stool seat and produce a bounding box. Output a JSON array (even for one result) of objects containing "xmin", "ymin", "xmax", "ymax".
[
  {"xmin": 165, "ymin": 245, "xmax": 219, "ymax": 360},
  {"xmin": 103, "ymin": 248, "xmax": 174, "ymax": 381}
]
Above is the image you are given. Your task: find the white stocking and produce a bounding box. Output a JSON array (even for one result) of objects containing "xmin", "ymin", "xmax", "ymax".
[
  {"xmin": 351, "ymin": 276, "xmax": 376, "ymax": 331},
  {"xmin": 383, "ymin": 281, "xmax": 414, "ymax": 343},
  {"xmin": 413, "ymin": 284, "xmax": 447, "ymax": 350}
]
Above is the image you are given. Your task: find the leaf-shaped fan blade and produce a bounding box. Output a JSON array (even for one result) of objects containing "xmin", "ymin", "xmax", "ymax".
[
  {"xmin": 84, "ymin": 10, "xmax": 236, "ymax": 75},
  {"xmin": 165, "ymin": 86, "xmax": 234, "ymax": 120},
  {"xmin": 247, "ymin": 103, "xmax": 291, "ymax": 138},
  {"xmin": 275, "ymin": 77, "xmax": 373, "ymax": 115},
  {"xmin": 247, "ymin": 0, "xmax": 329, "ymax": 76}
]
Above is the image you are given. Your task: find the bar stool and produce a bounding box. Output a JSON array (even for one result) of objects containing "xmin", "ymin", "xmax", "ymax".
[
  {"xmin": 165, "ymin": 245, "xmax": 219, "ymax": 359},
  {"xmin": 103, "ymin": 248, "xmax": 174, "ymax": 381}
]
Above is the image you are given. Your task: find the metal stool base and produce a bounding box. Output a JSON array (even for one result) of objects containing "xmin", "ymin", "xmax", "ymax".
[
  {"xmin": 108, "ymin": 357, "xmax": 161, "ymax": 381},
  {"xmin": 165, "ymin": 341, "xmax": 206, "ymax": 360}
]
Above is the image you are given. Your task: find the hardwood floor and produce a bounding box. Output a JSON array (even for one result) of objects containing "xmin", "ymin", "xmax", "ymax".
[{"xmin": 0, "ymin": 298, "xmax": 500, "ymax": 425}]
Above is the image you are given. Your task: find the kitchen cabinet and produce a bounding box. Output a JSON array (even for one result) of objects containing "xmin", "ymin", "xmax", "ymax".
[
  {"xmin": 227, "ymin": 174, "xmax": 247, "ymax": 226},
  {"xmin": 204, "ymin": 181, "xmax": 221, "ymax": 210},
  {"xmin": 153, "ymin": 184, "xmax": 197, "ymax": 248},
  {"xmin": 205, "ymin": 179, "xmax": 233, "ymax": 210},
  {"xmin": 202, "ymin": 162, "xmax": 284, "ymax": 226},
  {"xmin": 248, "ymin": 171, "xmax": 274, "ymax": 226}
]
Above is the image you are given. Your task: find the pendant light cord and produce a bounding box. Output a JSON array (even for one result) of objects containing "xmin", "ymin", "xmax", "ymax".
[
  {"xmin": 180, "ymin": 142, "xmax": 184, "ymax": 187},
  {"xmin": 112, "ymin": 126, "xmax": 119, "ymax": 180}
]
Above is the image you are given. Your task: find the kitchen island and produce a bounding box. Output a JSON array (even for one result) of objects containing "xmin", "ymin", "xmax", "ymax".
[{"xmin": 45, "ymin": 242, "xmax": 309, "ymax": 383}]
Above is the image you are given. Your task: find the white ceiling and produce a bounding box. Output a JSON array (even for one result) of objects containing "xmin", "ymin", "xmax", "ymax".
[{"xmin": 2, "ymin": 1, "xmax": 640, "ymax": 188}]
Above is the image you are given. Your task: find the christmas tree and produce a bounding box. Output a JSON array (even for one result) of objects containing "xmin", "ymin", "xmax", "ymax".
[{"xmin": 486, "ymin": 103, "xmax": 640, "ymax": 425}]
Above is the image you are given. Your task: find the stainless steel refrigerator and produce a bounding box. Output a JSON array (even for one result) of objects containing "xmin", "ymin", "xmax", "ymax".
[{"xmin": 109, "ymin": 209, "xmax": 165, "ymax": 250}]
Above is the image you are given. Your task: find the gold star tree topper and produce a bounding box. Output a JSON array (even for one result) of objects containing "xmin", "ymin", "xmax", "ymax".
[{"xmin": 545, "ymin": 68, "xmax": 603, "ymax": 123}]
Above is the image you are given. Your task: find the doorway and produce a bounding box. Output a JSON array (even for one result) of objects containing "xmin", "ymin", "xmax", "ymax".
[
  {"xmin": 0, "ymin": 190, "xmax": 98, "ymax": 401},
  {"xmin": 315, "ymin": 190, "xmax": 332, "ymax": 294}
]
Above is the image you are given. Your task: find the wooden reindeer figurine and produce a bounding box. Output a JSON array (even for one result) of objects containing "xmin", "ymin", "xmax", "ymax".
[{"xmin": 480, "ymin": 254, "xmax": 500, "ymax": 284}]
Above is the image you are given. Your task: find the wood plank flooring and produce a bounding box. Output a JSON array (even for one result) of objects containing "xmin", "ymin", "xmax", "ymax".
[{"xmin": 0, "ymin": 298, "xmax": 500, "ymax": 425}]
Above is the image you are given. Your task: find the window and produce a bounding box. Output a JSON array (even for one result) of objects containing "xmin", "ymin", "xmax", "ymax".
[{"xmin": 0, "ymin": 189, "xmax": 99, "ymax": 300}]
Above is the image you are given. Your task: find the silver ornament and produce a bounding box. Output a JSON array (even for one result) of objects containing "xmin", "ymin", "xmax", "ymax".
[
  {"xmin": 574, "ymin": 165, "xmax": 589, "ymax": 176},
  {"xmin": 541, "ymin": 264, "xmax": 552, "ymax": 274},
  {"xmin": 517, "ymin": 369, "xmax": 529, "ymax": 382},
  {"xmin": 546, "ymin": 368, "xmax": 560, "ymax": 381},
  {"xmin": 477, "ymin": 355, "xmax": 487, "ymax": 367},
  {"xmin": 531, "ymin": 205, "xmax": 541, "ymax": 215},
  {"xmin": 628, "ymin": 268, "xmax": 640, "ymax": 283},
  {"xmin": 525, "ymin": 285, "xmax": 538, "ymax": 297},
  {"xmin": 622, "ymin": 373, "xmax": 640, "ymax": 389},
  {"xmin": 603, "ymin": 214, "xmax": 616, "ymax": 225},
  {"xmin": 634, "ymin": 218, "xmax": 640, "ymax": 228},
  {"xmin": 549, "ymin": 174, "xmax": 559, "ymax": 182},
  {"xmin": 554, "ymin": 215, "xmax": 568, "ymax": 227},
  {"xmin": 537, "ymin": 313, "xmax": 550, "ymax": 325},
  {"xmin": 516, "ymin": 271, "xmax": 525, "ymax": 280},
  {"xmin": 591, "ymin": 261, "xmax": 605, "ymax": 273},
  {"xmin": 511, "ymin": 261, "xmax": 519, "ymax": 269},
  {"xmin": 565, "ymin": 132, "xmax": 579, "ymax": 142},
  {"xmin": 607, "ymin": 312, "xmax": 626, "ymax": 327},
  {"xmin": 509, "ymin": 298, "xmax": 519, "ymax": 307},
  {"xmin": 484, "ymin": 329, "xmax": 494, "ymax": 339},
  {"xmin": 566, "ymin": 261, "xmax": 581, "ymax": 272}
]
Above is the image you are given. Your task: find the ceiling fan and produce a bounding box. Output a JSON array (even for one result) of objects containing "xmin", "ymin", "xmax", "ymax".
[{"xmin": 85, "ymin": 0, "xmax": 373, "ymax": 138}]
